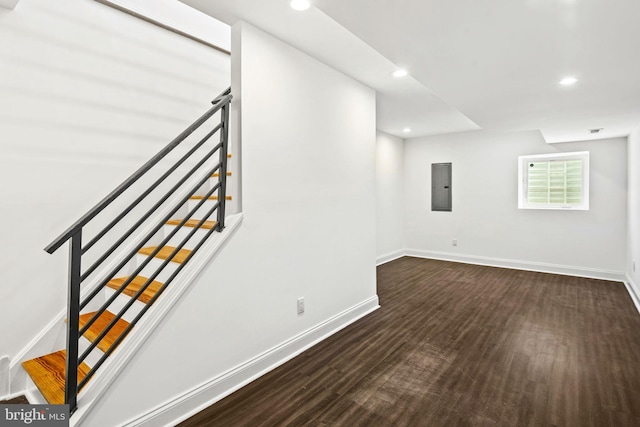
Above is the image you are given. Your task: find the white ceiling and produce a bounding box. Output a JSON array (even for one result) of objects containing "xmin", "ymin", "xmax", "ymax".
[{"xmin": 181, "ymin": 0, "xmax": 640, "ymax": 143}]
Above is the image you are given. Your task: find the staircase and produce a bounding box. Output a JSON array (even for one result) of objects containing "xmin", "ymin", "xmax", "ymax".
[{"xmin": 20, "ymin": 88, "xmax": 233, "ymax": 414}]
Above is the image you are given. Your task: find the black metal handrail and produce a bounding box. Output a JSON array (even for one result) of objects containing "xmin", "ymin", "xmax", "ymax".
[
  {"xmin": 45, "ymin": 87, "xmax": 231, "ymax": 255},
  {"xmin": 44, "ymin": 87, "xmax": 232, "ymax": 414}
]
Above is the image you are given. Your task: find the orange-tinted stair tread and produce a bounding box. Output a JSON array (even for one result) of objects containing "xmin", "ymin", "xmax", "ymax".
[
  {"xmin": 107, "ymin": 276, "xmax": 163, "ymax": 304},
  {"xmin": 166, "ymin": 219, "xmax": 217, "ymax": 229},
  {"xmin": 190, "ymin": 195, "xmax": 232, "ymax": 201},
  {"xmin": 138, "ymin": 246, "xmax": 191, "ymax": 263},
  {"xmin": 22, "ymin": 350, "xmax": 90, "ymax": 405},
  {"xmin": 79, "ymin": 311, "xmax": 130, "ymax": 353},
  {"xmin": 211, "ymin": 171, "xmax": 232, "ymax": 177}
]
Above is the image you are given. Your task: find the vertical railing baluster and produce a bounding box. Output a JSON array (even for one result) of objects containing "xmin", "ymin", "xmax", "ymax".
[
  {"xmin": 217, "ymin": 103, "xmax": 230, "ymax": 230},
  {"xmin": 65, "ymin": 230, "xmax": 81, "ymax": 414},
  {"xmin": 43, "ymin": 89, "xmax": 231, "ymax": 416}
]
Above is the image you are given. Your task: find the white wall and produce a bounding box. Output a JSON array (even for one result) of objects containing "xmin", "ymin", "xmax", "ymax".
[
  {"xmin": 81, "ymin": 21, "xmax": 378, "ymax": 426},
  {"xmin": 376, "ymin": 131, "xmax": 404, "ymax": 263},
  {"xmin": 0, "ymin": 0, "xmax": 229, "ymax": 385},
  {"xmin": 96, "ymin": 0, "xmax": 231, "ymax": 51},
  {"xmin": 404, "ymin": 130, "xmax": 627, "ymax": 279},
  {"xmin": 628, "ymin": 126, "xmax": 640, "ymax": 297}
]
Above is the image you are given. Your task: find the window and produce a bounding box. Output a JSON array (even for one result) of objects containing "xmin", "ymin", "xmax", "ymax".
[{"xmin": 518, "ymin": 151, "xmax": 589, "ymax": 210}]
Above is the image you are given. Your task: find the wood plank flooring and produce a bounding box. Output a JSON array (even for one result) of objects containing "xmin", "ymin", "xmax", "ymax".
[
  {"xmin": 179, "ymin": 257, "xmax": 640, "ymax": 426},
  {"xmin": 166, "ymin": 219, "xmax": 217, "ymax": 229},
  {"xmin": 0, "ymin": 396, "xmax": 28, "ymax": 404},
  {"xmin": 107, "ymin": 276, "xmax": 163, "ymax": 304},
  {"xmin": 138, "ymin": 246, "xmax": 191, "ymax": 264},
  {"xmin": 79, "ymin": 311, "xmax": 130, "ymax": 353}
]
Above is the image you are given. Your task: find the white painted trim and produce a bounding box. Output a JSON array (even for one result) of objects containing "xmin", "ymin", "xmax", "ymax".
[
  {"xmin": 624, "ymin": 273, "xmax": 640, "ymax": 315},
  {"xmin": 118, "ymin": 295, "xmax": 380, "ymax": 427},
  {"xmin": 24, "ymin": 378, "xmax": 46, "ymax": 405},
  {"xmin": 404, "ymin": 249, "xmax": 626, "ymax": 282},
  {"xmin": 95, "ymin": 0, "xmax": 230, "ymax": 53},
  {"xmin": 0, "ymin": 0, "xmax": 19, "ymax": 10},
  {"xmin": 0, "ymin": 356, "xmax": 9, "ymax": 400},
  {"xmin": 9, "ymin": 308, "xmax": 66, "ymax": 397},
  {"xmin": 4, "ymin": 389, "xmax": 35, "ymax": 402},
  {"xmin": 376, "ymin": 249, "xmax": 405, "ymax": 266},
  {"xmin": 70, "ymin": 213, "xmax": 244, "ymax": 427}
]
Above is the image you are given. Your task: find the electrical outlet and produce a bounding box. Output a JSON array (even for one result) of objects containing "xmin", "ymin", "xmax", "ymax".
[
  {"xmin": 297, "ymin": 297, "xmax": 305, "ymax": 315},
  {"xmin": 452, "ymin": 239, "xmax": 458, "ymax": 247}
]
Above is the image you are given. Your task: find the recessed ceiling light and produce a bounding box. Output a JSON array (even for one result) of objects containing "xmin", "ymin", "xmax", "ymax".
[
  {"xmin": 392, "ymin": 69, "xmax": 408, "ymax": 78},
  {"xmin": 559, "ymin": 76, "xmax": 578, "ymax": 86},
  {"xmin": 290, "ymin": 0, "xmax": 311, "ymax": 11},
  {"xmin": 402, "ymin": 127, "xmax": 412, "ymax": 133}
]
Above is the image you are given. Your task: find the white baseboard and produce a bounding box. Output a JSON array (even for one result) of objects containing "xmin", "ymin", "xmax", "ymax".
[
  {"xmin": 376, "ymin": 249, "xmax": 404, "ymax": 266},
  {"xmin": 403, "ymin": 249, "xmax": 626, "ymax": 282},
  {"xmin": 120, "ymin": 295, "xmax": 380, "ymax": 427},
  {"xmin": 624, "ymin": 274, "xmax": 640, "ymax": 315}
]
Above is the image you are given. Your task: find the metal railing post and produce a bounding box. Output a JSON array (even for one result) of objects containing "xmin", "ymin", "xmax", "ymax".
[
  {"xmin": 42, "ymin": 89, "xmax": 232, "ymax": 415},
  {"xmin": 217, "ymin": 102, "xmax": 231, "ymax": 230},
  {"xmin": 65, "ymin": 230, "xmax": 82, "ymax": 414}
]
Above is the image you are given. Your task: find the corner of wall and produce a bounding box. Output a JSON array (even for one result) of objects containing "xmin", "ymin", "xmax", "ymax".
[
  {"xmin": 624, "ymin": 273, "xmax": 640, "ymax": 315},
  {"xmin": 376, "ymin": 249, "xmax": 405, "ymax": 266},
  {"xmin": 627, "ymin": 126, "xmax": 640, "ymax": 292},
  {"xmin": 375, "ymin": 132, "xmax": 405, "ymax": 260}
]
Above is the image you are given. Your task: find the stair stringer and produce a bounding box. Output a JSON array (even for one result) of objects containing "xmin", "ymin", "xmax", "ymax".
[
  {"xmin": 70, "ymin": 213, "xmax": 243, "ymax": 427},
  {"xmin": 8, "ymin": 168, "xmax": 213, "ymax": 398}
]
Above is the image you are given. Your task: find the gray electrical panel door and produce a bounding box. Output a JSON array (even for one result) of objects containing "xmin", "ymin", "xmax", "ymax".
[{"xmin": 432, "ymin": 163, "xmax": 452, "ymax": 211}]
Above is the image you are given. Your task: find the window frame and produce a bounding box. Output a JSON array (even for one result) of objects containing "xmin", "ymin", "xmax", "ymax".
[{"xmin": 518, "ymin": 151, "xmax": 590, "ymax": 211}]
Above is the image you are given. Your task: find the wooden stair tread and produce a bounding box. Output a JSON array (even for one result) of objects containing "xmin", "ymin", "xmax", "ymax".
[
  {"xmin": 211, "ymin": 171, "xmax": 232, "ymax": 177},
  {"xmin": 138, "ymin": 246, "xmax": 191, "ymax": 263},
  {"xmin": 190, "ymin": 195, "xmax": 232, "ymax": 201},
  {"xmin": 79, "ymin": 311, "xmax": 130, "ymax": 353},
  {"xmin": 107, "ymin": 276, "xmax": 163, "ymax": 304},
  {"xmin": 166, "ymin": 219, "xmax": 217, "ymax": 229},
  {"xmin": 22, "ymin": 350, "xmax": 90, "ymax": 405}
]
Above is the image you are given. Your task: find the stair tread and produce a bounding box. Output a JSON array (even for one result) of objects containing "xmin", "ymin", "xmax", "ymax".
[
  {"xmin": 211, "ymin": 171, "xmax": 232, "ymax": 177},
  {"xmin": 79, "ymin": 311, "xmax": 130, "ymax": 353},
  {"xmin": 190, "ymin": 195, "xmax": 232, "ymax": 201},
  {"xmin": 107, "ymin": 276, "xmax": 163, "ymax": 304},
  {"xmin": 138, "ymin": 246, "xmax": 191, "ymax": 263},
  {"xmin": 22, "ymin": 350, "xmax": 90, "ymax": 405},
  {"xmin": 166, "ymin": 219, "xmax": 217, "ymax": 229}
]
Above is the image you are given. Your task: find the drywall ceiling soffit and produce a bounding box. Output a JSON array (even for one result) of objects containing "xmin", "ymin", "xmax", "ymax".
[
  {"xmin": 181, "ymin": 0, "xmax": 640, "ymax": 143},
  {"xmin": 179, "ymin": 0, "xmax": 480, "ymax": 139},
  {"xmin": 97, "ymin": 0, "xmax": 230, "ymax": 52},
  {"xmin": 314, "ymin": 0, "xmax": 640, "ymax": 143}
]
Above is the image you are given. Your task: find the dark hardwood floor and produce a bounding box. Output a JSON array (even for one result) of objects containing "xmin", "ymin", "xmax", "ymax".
[
  {"xmin": 0, "ymin": 396, "xmax": 28, "ymax": 404},
  {"xmin": 180, "ymin": 257, "xmax": 640, "ymax": 426}
]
